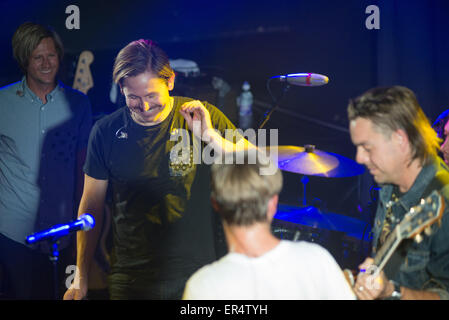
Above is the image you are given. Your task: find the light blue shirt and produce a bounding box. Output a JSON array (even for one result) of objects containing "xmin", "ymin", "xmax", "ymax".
[{"xmin": 0, "ymin": 77, "xmax": 92, "ymax": 249}]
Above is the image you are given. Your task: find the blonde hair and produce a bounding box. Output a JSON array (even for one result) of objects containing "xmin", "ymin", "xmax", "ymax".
[
  {"xmin": 211, "ymin": 151, "xmax": 282, "ymax": 226},
  {"xmin": 12, "ymin": 22, "xmax": 64, "ymax": 74}
]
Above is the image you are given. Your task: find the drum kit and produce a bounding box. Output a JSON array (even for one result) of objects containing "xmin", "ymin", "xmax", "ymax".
[
  {"xmin": 267, "ymin": 144, "xmax": 365, "ymax": 204},
  {"xmin": 266, "ymin": 144, "xmax": 370, "ymax": 267}
]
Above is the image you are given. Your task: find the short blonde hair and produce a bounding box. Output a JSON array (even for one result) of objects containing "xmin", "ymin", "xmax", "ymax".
[
  {"xmin": 211, "ymin": 151, "xmax": 282, "ymax": 226},
  {"xmin": 12, "ymin": 22, "xmax": 64, "ymax": 74}
]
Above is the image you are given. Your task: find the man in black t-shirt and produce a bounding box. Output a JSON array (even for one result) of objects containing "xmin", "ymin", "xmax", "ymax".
[{"xmin": 63, "ymin": 39, "xmax": 253, "ymax": 300}]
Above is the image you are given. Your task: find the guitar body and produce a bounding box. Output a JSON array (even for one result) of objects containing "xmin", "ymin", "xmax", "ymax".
[{"xmin": 343, "ymin": 190, "xmax": 444, "ymax": 295}]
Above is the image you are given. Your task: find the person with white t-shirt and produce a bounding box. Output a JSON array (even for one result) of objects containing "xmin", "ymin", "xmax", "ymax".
[{"xmin": 182, "ymin": 151, "xmax": 356, "ymax": 300}]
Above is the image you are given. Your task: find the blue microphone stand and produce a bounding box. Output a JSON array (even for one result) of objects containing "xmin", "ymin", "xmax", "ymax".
[{"xmin": 49, "ymin": 238, "xmax": 61, "ymax": 300}]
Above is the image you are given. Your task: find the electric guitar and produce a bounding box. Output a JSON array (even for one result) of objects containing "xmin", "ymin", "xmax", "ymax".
[
  {"xmin": 72, "ymin": 50, "xmax": 94, "ymax": 94},
  {"xmin": 344, "ymin": 190, "xmax": 445, "ymax": 289}
]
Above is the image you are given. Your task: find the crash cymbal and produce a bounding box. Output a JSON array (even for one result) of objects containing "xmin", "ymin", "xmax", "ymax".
[{"xmin": 265, "ymin": 145, "xmax": 365, "ymax": 178}]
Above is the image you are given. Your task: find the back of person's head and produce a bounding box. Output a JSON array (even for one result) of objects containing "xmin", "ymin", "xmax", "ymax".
[
  {"xmin": 211, "ymin": 151, "xmax": 282, "ymax": 226},
  {"xmin": 113, "ymin": 39, "xmax": 175, "ymax": 87},
  {"xmin": 347, "ymin": 85, "xmax": 440, "ymax": 166},
  {"xmin": 12, "ymin": 22, "xmax": 64, "ymax": 74},
  {"xmin": 432, "ymin": 109, "xmax": 449, "ymax": 139}
]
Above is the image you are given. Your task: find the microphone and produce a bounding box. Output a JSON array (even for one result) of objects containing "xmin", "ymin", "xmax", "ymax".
[
  {"xmin": 26, "ymin": 214, "xmax": 95, "ymax": 244},
  {"xmin": 271, "ymin": 73, "xmax": 329, "ymax": 86}
]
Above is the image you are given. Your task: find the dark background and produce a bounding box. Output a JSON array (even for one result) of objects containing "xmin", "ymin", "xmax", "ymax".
[{"xmin": 1, "ymin": 0, "xmax": 448, "ymax": 225}]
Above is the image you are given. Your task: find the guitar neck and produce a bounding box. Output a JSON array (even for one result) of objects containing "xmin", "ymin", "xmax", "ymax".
[
  {"xmin": 344, "ymin": 190, "xmax": 443, "ymax": 289},
  {"xmin": 372, "ymin": 226, "xmax": 402, "ymax": 277},
  {"xmin": 73, "ymin": 50, "xmax": 94, "ymax": 94}
]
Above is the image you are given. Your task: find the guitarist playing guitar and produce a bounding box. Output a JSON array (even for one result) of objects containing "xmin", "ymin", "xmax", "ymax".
[{"xmin": 347, "ymin": 86, "xmax": 449, "ymax": 300}]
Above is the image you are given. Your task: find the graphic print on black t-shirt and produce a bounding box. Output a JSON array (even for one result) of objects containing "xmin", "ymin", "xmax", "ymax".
[{"xmin": 84, "ymin": 96, "xmax": 237, "ymax": 280}]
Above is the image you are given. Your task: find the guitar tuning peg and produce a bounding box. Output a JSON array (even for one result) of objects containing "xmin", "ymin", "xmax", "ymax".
[
  {"xmin": 424, "ymin": 226, "xmax": 432, "ymax": 236},
  {"xmin": 415, "ymin": 234, "xmax": 423, "ymax": 243}
]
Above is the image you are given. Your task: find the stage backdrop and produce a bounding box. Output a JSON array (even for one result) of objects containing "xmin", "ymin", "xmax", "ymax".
[{"xmin": 0, "ymin": 0, "xmax": 448, "ymax": 225}]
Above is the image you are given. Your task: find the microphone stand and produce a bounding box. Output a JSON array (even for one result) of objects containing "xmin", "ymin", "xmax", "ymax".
[
  {"xmin": 48, "ymin": 237, "xmax": 61, "ymax": 300},
  {"xmin": 259, "ymin": 80, "xmax": 290, "ymax": 129},
  {"xmin": 26, "ymin": 214, "xmax": 95, "ymax": 300},
  {"xmin": 258, "ymin": 105, "xmax": 279, "ymax": 129}
]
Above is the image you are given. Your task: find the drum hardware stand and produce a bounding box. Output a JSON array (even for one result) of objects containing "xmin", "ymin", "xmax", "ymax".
[
  {"xmin": 300, "ymin": 144, "xmax": 318, "ymax": 210},
  {"xmin": 301, "ymin": 175, "xmax": 309, "ymax": 206}
]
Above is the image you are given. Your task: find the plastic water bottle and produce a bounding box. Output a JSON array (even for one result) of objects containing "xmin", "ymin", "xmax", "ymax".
[{"xmin": 236, "ymin": 81, "xmax": 253, "ymax": 130}]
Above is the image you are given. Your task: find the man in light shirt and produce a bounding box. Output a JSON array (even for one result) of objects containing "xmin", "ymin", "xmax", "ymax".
[
  {"xmin": 183, "ymin": 151, "xmax": 355, "ymax": 300},
  {"xmin": 0, "ymin": 22, "xmax": 92, "ymax": 299}
]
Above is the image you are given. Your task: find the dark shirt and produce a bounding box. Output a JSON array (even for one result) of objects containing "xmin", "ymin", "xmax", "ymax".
[
  {"xmin": 372, "ymin": 157, "xmax": 449, "ymax": 299},
  {"xmin": 84, "ymin": 96, "xmax": 236, "ymax": 281}
]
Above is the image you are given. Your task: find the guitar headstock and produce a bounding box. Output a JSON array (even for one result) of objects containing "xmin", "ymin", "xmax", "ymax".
[
  {"xmin": 72, "ymin": 50, "xmax": 94, "ymax": 94},
  {"xmin": 398, "ymin": 190, "xmax": 444, "ymax": 243}
]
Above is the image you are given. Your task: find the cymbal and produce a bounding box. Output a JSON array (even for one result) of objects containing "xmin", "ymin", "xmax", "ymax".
[{"xmin": 265, "ymin": 145, "xmax": 365, "ymax": 178}]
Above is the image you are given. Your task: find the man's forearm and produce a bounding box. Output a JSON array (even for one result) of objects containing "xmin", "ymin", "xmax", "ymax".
[
  {"xmin": 380, "ymin": 281, "xmax": 441, "ymax": 300},
  {"xmin": 75, "ymin": 149, "xmax": 87, "ymax": 205},
  {"xmin": 207, "ymin": 129, "xmax": 257, "ymax": 153},
  {"xmin": 76, "ymin": 201, "xmax": 104, "ymax": 281},
  {"xmin": 401, "ymin": 287, "xmax": 441, "ymax": 300}
]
